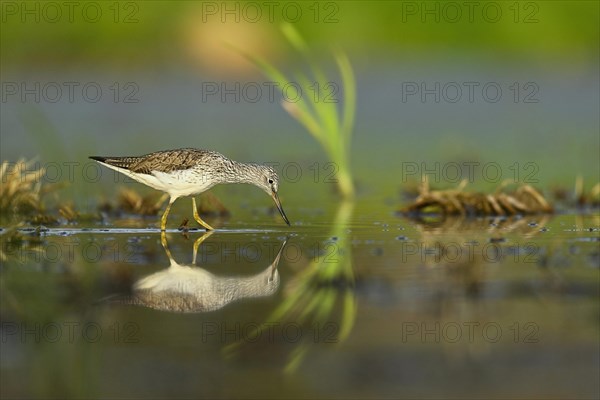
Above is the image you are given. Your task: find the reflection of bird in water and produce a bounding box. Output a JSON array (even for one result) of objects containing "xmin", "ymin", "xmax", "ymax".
[{"xmin": 124, "ymin": 232, "xmax": 286, "ymax": 313}]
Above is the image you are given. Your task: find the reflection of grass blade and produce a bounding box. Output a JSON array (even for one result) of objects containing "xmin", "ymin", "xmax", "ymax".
[
  {"xmin": 268, "ymin": 285, "xmax": 306, "ymax": 321},
  {"xmin": 297, "ymin": 289, "xmax": 327, "ymax": 323},
  {"xmin": 284, "ymin": 345, "xmax": 309, "ymax": 374},
  {"xmin": 339, "ymin": 291, "xmax": 356, "ymax": 342},
  {"xmin": 230, "ymin": 201, "xmax": 356, "ymax": 372},
  {"xmin": 313, "ymin": 288, "xmax": 336, "ymax": 321}
]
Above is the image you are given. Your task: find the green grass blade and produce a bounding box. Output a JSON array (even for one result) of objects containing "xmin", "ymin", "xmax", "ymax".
[
  {"xmin": 335, "ymin": 50, "xmax": 356, "ymax": 141},
  {"xmin": 281, "ymin": 23, "xmax": 310, "ymax": 56}
]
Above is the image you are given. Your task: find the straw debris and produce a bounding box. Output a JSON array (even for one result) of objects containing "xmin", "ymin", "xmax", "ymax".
[
  {"xmin": 116, "ymin": 188, "xmax": 168, "ymax": 216},
  {"xmin": 0, "ymin": 159, "xmax": 45, "ymax": 215},
  {"xmin": 402, "ymin": 179, "xmax": 553, "ymax": 216},
  {"xmin": 194, "ymin": 192, "xmax": 230, "ymax": 217}
]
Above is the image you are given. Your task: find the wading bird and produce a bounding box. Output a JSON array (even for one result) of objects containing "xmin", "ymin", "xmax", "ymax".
[{"xmin": 90, "ymin": 148, "xmax": 290, "ymax": 230}]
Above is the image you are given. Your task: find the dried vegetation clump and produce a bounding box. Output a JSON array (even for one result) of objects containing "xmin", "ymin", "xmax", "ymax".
[
  {"xmin": 195, "ymin": 192, "xmax": 230, "ymax": 217},
  {"xmin": 552, "ymin": 176, "xmax": 600, "ymax": 209},
  {"xmin": 1, "ymin": 159, "xmax": 98, "ymax": 225},
  {"xmin": 402, "ymin": 179, "xmax": 554, "ymax": 216},
  {"xmin": 0, "ymin": 159, "xmax": 46, "ymax": 215},
  {"xmin": 114, "ymin": 188, "xmax": 168, "ymax": 216}
]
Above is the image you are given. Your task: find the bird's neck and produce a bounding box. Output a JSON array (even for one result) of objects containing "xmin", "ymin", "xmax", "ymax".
[{"xmin": 222, "ymin": 161, "xmax": 261, "ymax": 185}]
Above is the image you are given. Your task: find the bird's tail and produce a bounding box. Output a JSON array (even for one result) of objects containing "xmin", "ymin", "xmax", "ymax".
[{"xmin": 89, "ymin": 156, "xmax": 140, "ymax": 170}]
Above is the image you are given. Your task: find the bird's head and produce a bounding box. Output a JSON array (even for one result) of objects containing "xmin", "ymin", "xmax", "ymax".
[{"xmin": 257, "ymin": 165, "xmax": 290, "ymax": 226}]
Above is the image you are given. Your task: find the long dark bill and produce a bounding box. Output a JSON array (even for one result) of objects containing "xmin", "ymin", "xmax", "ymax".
[{"xmin": 271, "ymin": 192, "xmax": 290, "ymax": 226}]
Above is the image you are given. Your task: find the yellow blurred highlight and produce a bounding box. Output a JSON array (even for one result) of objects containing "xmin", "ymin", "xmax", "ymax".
[{"xmin": 181, "ymin": 5, "xmax": 282, "ymax": 77}]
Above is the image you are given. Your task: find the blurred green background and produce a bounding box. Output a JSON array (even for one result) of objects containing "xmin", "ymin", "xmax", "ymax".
[
  {"xmin": 2, "ymin": 1, "xmax": 599, "ymax": 69},
  {"xmin": 1, "ymin": 0, "xmax": 599, "ymax": 207}
]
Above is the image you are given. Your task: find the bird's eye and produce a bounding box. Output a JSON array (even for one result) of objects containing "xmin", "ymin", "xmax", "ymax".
[{"xmin": 268, "ymin": 179, "xmax": 273, "ymax": 184}]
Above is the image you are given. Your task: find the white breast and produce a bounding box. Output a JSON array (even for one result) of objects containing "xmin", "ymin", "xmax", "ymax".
[
  {"xmin": 98, "ymin": 163, "xmax": 213, "ymax": 198},
  {"xmin": 153, "ymin": 169, "xmax": 214, "ymax": 197}
]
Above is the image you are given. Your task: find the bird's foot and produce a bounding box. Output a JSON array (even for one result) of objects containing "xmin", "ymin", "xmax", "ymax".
[{"xmin": 192, "ymin": 197, "xmax": 215, "ymax": 230}]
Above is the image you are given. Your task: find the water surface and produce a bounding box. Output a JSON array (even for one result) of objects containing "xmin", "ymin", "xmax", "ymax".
[{"xmin": 1, "ymin": 209, "xmax": 598, "ymax": 399}]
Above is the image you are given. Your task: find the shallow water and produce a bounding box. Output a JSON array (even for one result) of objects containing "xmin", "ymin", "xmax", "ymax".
[{"xmin": 1, "ymin": 207, "xmax": 599, "ymax": 399}]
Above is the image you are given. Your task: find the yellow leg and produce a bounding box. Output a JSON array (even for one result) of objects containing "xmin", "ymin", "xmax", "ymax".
[
  {"xmin": 192, "ymin": 230, "xmax": 215, "ymax": 265},
  {"xmin": 192, "ymin": 197, "xmax": 214, "ymax": 230},
  {"xmin": 160, "ymin": 198, "xmax": 175, "ymax": 231}
]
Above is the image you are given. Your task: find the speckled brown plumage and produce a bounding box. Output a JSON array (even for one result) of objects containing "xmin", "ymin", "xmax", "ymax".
[{"xmin": 90, "ymin": 148, "xmax": 219, "ymax": 174}]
